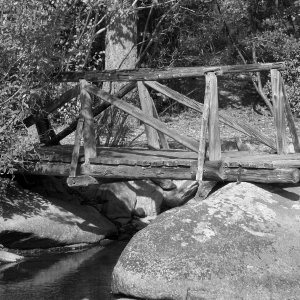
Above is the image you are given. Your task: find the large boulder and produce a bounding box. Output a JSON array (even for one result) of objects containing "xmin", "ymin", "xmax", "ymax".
[
  {"xmin": 112, "ymin": 182, "xmax": 300, "ymax": 300},
  {"xmin": 0, "ymin": 179, "xmax": 117, "ymax": 249}
]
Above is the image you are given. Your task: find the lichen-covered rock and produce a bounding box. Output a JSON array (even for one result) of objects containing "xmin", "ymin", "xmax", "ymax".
[
  {"xmin": 0, "ymin": 179, "xmax": 117, "ymax": 249},
  {"xmin": 112, "ymin": 182, "xmax": 300, "ymax": 300}
]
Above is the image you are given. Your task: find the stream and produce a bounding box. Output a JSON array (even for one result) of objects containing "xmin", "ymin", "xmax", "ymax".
[{"xmin": 0, "ymin": 241, "xmax": 127, "ymax": 300}]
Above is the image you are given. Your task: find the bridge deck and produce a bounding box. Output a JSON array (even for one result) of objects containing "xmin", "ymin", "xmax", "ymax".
[{"xmin": 13, "ymin": 145, "xmax": 300, "ymax": 183}]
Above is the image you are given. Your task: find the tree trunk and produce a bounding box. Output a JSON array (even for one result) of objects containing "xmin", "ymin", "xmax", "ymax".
[{"xmin": 98, "ymin": 0, "xmax": 137, "ymax": 146}]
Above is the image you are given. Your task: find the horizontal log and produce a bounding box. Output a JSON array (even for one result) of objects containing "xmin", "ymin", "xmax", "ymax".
[
  {"xmin": 55, "ymin": 63, "xmax": 285, "ymax": 82},
  {"xmin": 85, "ymin": 84, "xmax": 199, "ymax": 152},
  {"xmin": 224, "ymin": 167, "xmax": 300, "ymax": 184},
  {"xmin": 23, "ymin": 85, "xmax": 80, "ymax": 127},
  {"xmin": 223, "ymin": 153, "xmax": 300, "ymax": 168},
  {"xmin": 15, "ymin": 160, "xmax": 299, "ymax": 183},
  {"xmin": 145, "ymin": 81, "xmax": 276, "ymax": 150},
  {"xmin": 17, "ymin": 161, "xmax": 223, "ymax": 181}
]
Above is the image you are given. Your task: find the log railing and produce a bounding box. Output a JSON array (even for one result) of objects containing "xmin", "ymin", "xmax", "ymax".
[{"xmin": 23, "ymin": 63, "xmax": 300, "ymax": 184}]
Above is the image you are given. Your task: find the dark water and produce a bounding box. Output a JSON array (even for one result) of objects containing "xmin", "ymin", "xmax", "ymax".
[{"xmin": 0, "ymin": 241, "xmax": 127, "ymax": 300}]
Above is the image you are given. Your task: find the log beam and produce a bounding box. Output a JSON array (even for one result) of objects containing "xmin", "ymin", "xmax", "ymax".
[
  {"xmin": 271, "ymin": 69, "xmax": 288, "ymax": 154},
  {"xmin": 55, "ymin": 63, "xmax": 285, "ymax": 82}
]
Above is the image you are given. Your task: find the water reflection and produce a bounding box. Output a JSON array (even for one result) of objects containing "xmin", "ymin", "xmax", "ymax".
[{"xmin": 0, "ymin": 241, "xmax": 127, "ymax": 300}]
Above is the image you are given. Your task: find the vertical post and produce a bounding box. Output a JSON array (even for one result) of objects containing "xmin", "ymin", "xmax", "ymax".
[
  {"xmin": 271, "ymin": 69, "xmax": 288, "ymax": 154},
  {"xmin": 196, "ymin": 77, "xmax": 210, "ymax": 181},
  {"xmin": 80, "ymin": 80, "xmax": 96, "ymax": 164},
  {"xmin": 138, "ymin": 81, "xmax": 160, "ymax": 149},
  {"xmin": 208, "ymin": 72, "xmax": 221, "ymax": 161},
  {"xmin": 69, "ymin": 117, "xmax": 84, "ymax": 177},
  {"xmin": 281, "ymin": 76, "xmax": 300, "ymax": 153}
]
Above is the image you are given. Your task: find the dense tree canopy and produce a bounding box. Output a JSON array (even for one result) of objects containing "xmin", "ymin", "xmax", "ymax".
[{"xmin": 1, "ymin": 0, "xmax": 300, "ymax": 172}]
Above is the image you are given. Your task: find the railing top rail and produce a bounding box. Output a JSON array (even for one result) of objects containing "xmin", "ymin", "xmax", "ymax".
[{"xmin": 55, "ymin": 62, "xmax": 285, "ymax": 83}]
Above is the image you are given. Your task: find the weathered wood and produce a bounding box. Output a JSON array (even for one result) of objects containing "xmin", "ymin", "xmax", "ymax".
[
  {"xmin": 17, "ymin": 159, "xmax": 299, "ymax": 183},
  {"xmin": 18, "ymin": 160, "xmax": 224, "ymax": 181},
  {"xmin": 224, "ymin": 167, "xmax": 300, "ymax": 184},
  {"xmin": 196, "ymin": 76, "xmax": 210, "ymax": 181},
  {"xmin": 85, "ymin": 84, "xmax": 199, "ymax": 152},
  {"xmin": 138, "ymin": 81, "xmax": 160, "ymax": 149},
  {"xmin": 145, "ymin": 81, "xmax": 276, "ymax": 150},
  {"xmin": 48, "ymin": 82, "xmax": 136, "ymax": 145},
  {"xmin": 80, "ymin": 80, "xmax": 96, "ymax": 163},
  {"xmin": 55, "ymin": 62, "xmax": 285, "ymax": 82},
  {"xmin": 223, "ymin": 153, "xmax": 300, "ymax": 169},
  {"xmin": 271, "ymin": 69, "xmax": 288, "ymax": 154},
  {"xmin": 151, "ymin": 93, "xmax": 169, "ymax": 149},
  {"xmin": 69, "ymin": 118, "xmax": 84, "ymax": 177},
  {"xmin": 23, "ymin": 85, "xmax": 80, "ymax": 127},
  {"xmin": 207, "ymin": 72, "xmax": 221, "ymax": 160},
  {"xmin": 281, "ymin": 76, "xmax": 300, "ymax": 153}
]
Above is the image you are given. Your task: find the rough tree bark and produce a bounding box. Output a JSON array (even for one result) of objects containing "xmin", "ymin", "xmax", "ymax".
[{"xmin": 98, "ymin": 0, "xmax": 137, "ymax": 146}]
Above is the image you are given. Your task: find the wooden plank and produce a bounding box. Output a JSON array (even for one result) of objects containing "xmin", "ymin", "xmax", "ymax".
[
  {"xmin": 55, "ymin": 63, "xmax": 285, "ymax": 82},
  {"xmin": 224, "ymin": 167, "xmax": 300, "ymax": 184},
  {"xmin": 23, "ymin": 85, "xmax": 80, "ymax": 127},
  {"xmin": 196, "ymin": 76, "xmax": 210, "ymax": 181},
  {"xmin": 85, "ymin": 84, "xmax": 199, "ymax": 152},
  {"xmin": 207, "ymin": 72, "xmax": 221, "ymax": 160},
  {"xmin": 48, "ymin": 82, "xmax": 136, "ymax": 145},
  {"xmin": 80, "ymin": 80, "xmax": 96, "ymax": 163},
  {"xmin": 271, "ymin": 69, "xmax": 288, "ymax": 154},
  {"xmin": 145, "ymin": 81, "xmax": 276, "ymax": 150},
  {"xmin": 281, "ymin": 76, "xmax": 300, "ymax": 153},
  {"xmin": 138, "ymin": 81, "xmax": 160, "ymax": 149},
  {"xmin": 70, "ymin": 118, "xmax": 84, "ymax": 177}
]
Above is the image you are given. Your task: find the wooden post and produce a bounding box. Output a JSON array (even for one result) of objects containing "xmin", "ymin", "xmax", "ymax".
[
  {"xmin": 207, "ymin": 72, "xmax": 221, "ymax": 161},
  {"xmin": 80, "ymin": 79, "xmax": 96, "ymax": 164},
  {"xmin": 281, "ymin": 76, "xmax": 300, "ymax": 153},
  {"xmin": 69, "ymin": 117, "xmax": 84, "ymax": 177},
  {"xmin": 271, "ymin": 69, "xmax": 288, "ymax": 154},
  {"xmin": 138, "ymin": 81, "xmax": 160, "ymax": 149},
  {"xmin": 196, "ymin": 78, "xmax": 210, "ymax": 181}
]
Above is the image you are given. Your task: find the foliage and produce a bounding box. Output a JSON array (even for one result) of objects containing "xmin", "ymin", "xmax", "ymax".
[{"xmin": 1, "ymin": 0, "xmax": 300, "ymax": 173}]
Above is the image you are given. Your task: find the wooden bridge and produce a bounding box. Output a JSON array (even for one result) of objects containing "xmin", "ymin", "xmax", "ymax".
[{"xmin": 12, "ymin": 62, "xmax": 300, "ymax": 186}]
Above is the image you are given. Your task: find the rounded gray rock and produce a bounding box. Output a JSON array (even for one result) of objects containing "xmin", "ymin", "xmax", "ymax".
[{"xmin": 112, "ymin": 182, "xmax": 300, "ymax": 300}]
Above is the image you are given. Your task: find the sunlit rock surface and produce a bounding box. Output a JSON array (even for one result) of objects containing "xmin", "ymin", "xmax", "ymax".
[
  {"xmin": 0, "ymin": 179, "xmax": 117, "ymax": 249},
  {"xmin": 112, "ymin": 182, "xmax": 300, "ymax": 300}
]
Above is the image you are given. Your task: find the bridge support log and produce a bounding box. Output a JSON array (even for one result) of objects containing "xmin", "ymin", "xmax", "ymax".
[
  {"xmin": 196, "ymin": 75, "xmax": 210, "ymax": 181},
  {"xmin": 207, "ymin": 72, "xmax": 221, "ymax": 161},
  {"xmin": 224, "ymin": 167, "xmax": 300, "ymax": 184},
  {"xmin": 271, "ymin": 69, "xmax": 288, "ymax": 154},
  {"xmin": 80, "ymin": 80, "xmax": 96, "ymax": 163}
]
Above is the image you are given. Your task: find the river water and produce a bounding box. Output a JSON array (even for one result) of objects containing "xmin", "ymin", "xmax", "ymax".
[{"xmin": 0, "ymin": 241, "xmax": 127, "ymax": 300}]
